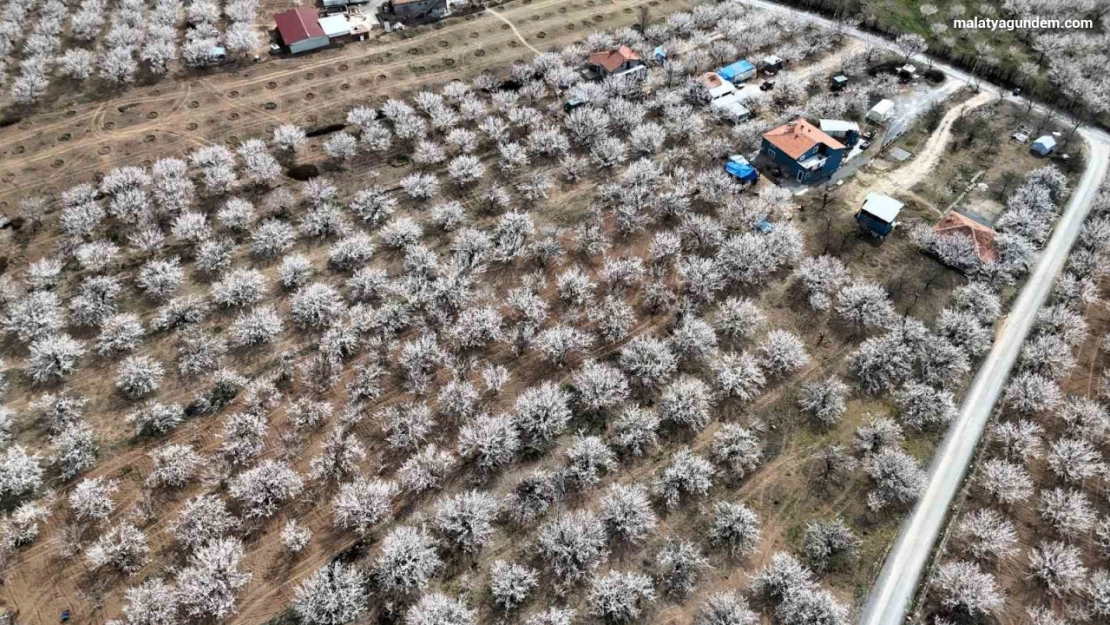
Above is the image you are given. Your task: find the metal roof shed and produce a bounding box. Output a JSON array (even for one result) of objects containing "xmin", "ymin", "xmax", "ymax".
[
  {"xmin": 318, "ymin": 14, "xmax": 351, "ymax": 38},
  {"xmin": 275, "ymin": 7, "xmax": 329, "ymax": 54},
  {"xmin": 819, "ymin": 119, "xmax": 860, "ymax": 134},
  {"xmin": 858, "ymin": 193, "xmax": 904, "ymax": 236}
]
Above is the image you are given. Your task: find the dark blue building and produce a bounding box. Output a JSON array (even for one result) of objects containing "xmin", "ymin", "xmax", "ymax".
[{"xmin": 760, "ymin": 119, "xmax": 846, "ymax": 183}]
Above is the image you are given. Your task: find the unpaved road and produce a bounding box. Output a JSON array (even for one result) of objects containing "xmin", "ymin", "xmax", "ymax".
[
  {"xmin": 732, "ymin": 2, "xmax": 1110, "ymax": 624},
  {"xmin": 846, "ymin": 90, "xmax": 992, "ymax": 208}
]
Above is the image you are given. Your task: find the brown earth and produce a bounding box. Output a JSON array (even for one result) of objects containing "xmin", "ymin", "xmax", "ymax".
[{"xmin": 0, "ymin": 4, "xmax": 1040, "ymax": 624}]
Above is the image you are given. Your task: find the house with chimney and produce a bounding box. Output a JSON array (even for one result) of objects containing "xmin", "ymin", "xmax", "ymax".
[{"xmin": 760, "ymin": 118, "xmax": 846, "ymax": 183}]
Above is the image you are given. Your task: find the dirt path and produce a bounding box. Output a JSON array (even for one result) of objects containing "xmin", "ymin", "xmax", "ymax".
[
  {"xmin": 486, "ymin": 7, "xmax": 543, "ymax": 56},
  {"xmin": 848, "ymin": 91, "xmax": 993, "ymax": 208}
]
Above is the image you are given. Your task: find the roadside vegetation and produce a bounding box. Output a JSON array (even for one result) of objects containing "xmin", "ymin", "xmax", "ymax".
[{"xmin": 0, "ymin": 1, "xmax": 1072, "ymax": 623}]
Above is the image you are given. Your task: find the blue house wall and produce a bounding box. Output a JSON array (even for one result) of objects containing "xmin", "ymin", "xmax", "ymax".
[
  {"xmin": 760, "ymin": 139, "xmax": 844, "ymax": 182},
  {"xmin": 856, "ymin": 210, "xmax": 893, "ymax": 236}
]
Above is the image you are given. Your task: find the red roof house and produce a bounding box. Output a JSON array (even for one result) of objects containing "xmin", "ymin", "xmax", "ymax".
[
  {"xmin": 762, "ymin": 119, "xmax": 846, "ymax": 160},
  {"xmin": 587, "ymin": 46, "xmax": 642, "ymax": 76},
  {"xmin": 934, "ymin": 212, "xmax": 999, "ymax": 263},
  {"xmin": 275, "ymin": 7, "xmax": 329, "ymax": 54},
  {"xmin": 760, "ymin": 119, "xmax": 847, "ymax": 182}
]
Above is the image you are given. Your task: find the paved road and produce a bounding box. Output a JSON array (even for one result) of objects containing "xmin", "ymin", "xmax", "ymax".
[{"xmin": 732, "ymin": 1, "xmax": 1110, "ymax": 623}]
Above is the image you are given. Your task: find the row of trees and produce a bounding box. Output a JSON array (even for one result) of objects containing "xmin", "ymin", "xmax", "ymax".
[
  {"xmin": 929, "ymin": 177, "xmax": 1110, "ymax": 623},
  {"xmin": 5, "ymin": 0, "xmax": 262, "ymax": 105},
  {"xmin": 0, "ymin": 4, "xmax": 943, "ymax": 624}
]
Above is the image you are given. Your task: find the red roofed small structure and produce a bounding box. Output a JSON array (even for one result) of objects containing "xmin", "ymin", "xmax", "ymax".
[
  {"xmin": 934, "ymin": 212, "xmax": 999, "ymax": 263},
  {"xmin": 275, "ymin": 7, "xmax": 328, "ymax": 54},
  {"xmin": 587, "ymin": 46, "xmax": 642, "ymax": 76}
]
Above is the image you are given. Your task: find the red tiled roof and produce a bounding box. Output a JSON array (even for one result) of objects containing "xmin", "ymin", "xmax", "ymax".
[
  {"xmin": 698, "ymin": 72, "xmax": 726, "ymax": 89},
  {"xmin": 587, "ymin": 46, "xmax": 640, "ymax": 73},
  {"xmin": 935, "ymin": 212, "xmax": 999, "ymax": 263},
  {"xmin": 275, "ymin": 7, "xmax": 324, "ymax": 45},
  {"xmin": 762, "ymin": 119, "xmax": 846, "ymax": 161}
]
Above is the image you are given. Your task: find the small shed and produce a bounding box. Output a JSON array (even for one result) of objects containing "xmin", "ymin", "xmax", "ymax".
[
  {"xmin": 710, "ymin": 93, "xmax": 751, "ymax": 121},
  {"xmin": 1031, "ymin": 135, "xmax": 1056, "ymax": 157},
  {"xmin": 275, "ymin": 7, "xmax": 329, "ymax": 54},
  {"xmin": 318, "ymin": 14, "xmax": 351, "ymax": 38},
  {"xmin": 819, "ymin": 119, "xmax": 861, "ymax": 146},
  {"xmin": 718, "ymin": 59, "xmax": 756, "ymax": 84},
  {"xmin": 830, "ymin": 75, "xmax": 848, "ymax": 91},
  {"xmin": 857, "ymin": 193, "xmax": 904, "ymax": 237},
  {"xmin": 725, "ymin": 155, "xmax": 759, "ymax": 183},
  {"xmin": 698, "ymin": 72, "xmax": 737, "ymax": 100},
  {"xmin": 867, "ymin": 99, "xmax": 895, "ymax": 123}
]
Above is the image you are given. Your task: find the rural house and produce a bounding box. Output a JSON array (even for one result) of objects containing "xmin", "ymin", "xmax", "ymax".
[
  {"xmin": 585, "ymin": 46, "xmax": 644, "ymax": 79},
  {"xmin": 856, "ymin": 193, "xmax": 903, "ymax": 237},
  {"xmin": 760, "ymin": 119, "xmax": 846, "ymax": 182},
  {"xmin": 274, "ymin": 7, "xmax": 329, "ymax": 54},
  {"xmin": 380, "ymin": 0, "xmax": 450, "ymax": 24},
  {"xmin": 934, "ymin": 212, "xmax": 999, "ymax": 263}
]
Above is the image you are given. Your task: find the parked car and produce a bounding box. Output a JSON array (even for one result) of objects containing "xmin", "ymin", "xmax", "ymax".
[
  {"xmin": 759, "ymin": 81, "xmax": 775, "ymax": 91},
  {"xmin": 859, "ymin": 140, "xmax": 872, "ymax": 150},
  {"xmin": 565, "ymin": 98, "xmax": 589, "ymax": 113}
]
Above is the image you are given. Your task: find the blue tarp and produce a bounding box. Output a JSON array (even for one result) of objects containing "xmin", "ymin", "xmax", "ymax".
[
  {"xmin": 717, "ymin": 59, "xmax": 755, "ymax": 83},
  {"xmin": 725, "ymin": 159, "xmax": 758, "ymax": 183},
  {"xmin": 653, "ymin": 46, "xmax": 666, "ymax": 62}
]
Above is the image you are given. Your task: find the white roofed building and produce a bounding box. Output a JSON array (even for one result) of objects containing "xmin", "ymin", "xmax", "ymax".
[{"xmin": 318, "ymin": 14, "xmax": 351, "ymax": 39}]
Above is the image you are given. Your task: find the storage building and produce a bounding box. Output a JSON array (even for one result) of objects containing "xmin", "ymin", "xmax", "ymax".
[
  {"xmin": 275, "ymin": 7, "xmax": 329, "ymax": 54},
  {"xmin": 318, "ymin": 14, "xmax": 351, "ymax": 39},
  {"xmin": 819, "ymin": 119, "xmax": 861, "ymax": 147},
  {"xmin": 856, "ymin": 193, "xmax": 904, "ymax": 237}
]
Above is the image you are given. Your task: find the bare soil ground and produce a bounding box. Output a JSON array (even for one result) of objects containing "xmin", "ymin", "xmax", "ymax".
[
  {"xmin": 0, "ymin": 0, "xmax": 686, "ymax": 215},
  {"xmin": 0, "ymin": 4, "xmax": 1054, "ymax": 625}
]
